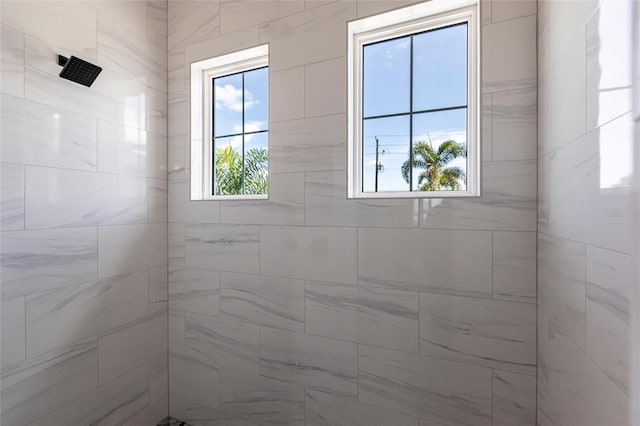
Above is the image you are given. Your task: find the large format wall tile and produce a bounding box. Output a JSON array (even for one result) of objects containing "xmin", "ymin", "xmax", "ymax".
[
  {"xmin": 419, "ymin": 293, "xmax": 536, "ymax": 375},
  {"xmin": 1, "ymin": 296, "xmax": 26, "ymax": 368},
  {"xmin": 1, "ymin": 25, "xmax": 24, "ymax": 97},
  {"xmin": 359, "ymin": 228, "xmax": 492, "ymax": 297},
  {"xmin": 221, "ymin": 272, "xmax": 305, "ymax": 332},
  {"xmin": 260, "ymin": 226, "xmax": 357, "ymax": 284},
  {"xmin": 493, "ymin": 370, "xmax": 536, "ymax": 426},
  {"xmin": 1, "ymin": 95, "xmax": 97, "ymax": 171},
  {"xmin": 260, "ymin": 327, "xmax": 358, "ymax": 398},
  {"xmin": 358, "ymin": 345, "xmax": 493, "ymax": 425},
  {"xmin": 0, "ymin": 338, "xmax": 98, "ymax": 426},
  {"xmin": 493, "ymin": 231, "xmax": 537, "ymax": 303},
  {"xmin": 1, "ymin": 162, "xmax": 25, "ymax": 231},
  {"xmin": 306, "ymin": 389, "xmax": 419, "ymax": 426},
  {"xmin": 98, "ymin": 223, "xmax": 167, "ymax": 278},
  {"xmin": 185, "ymin": 313, "xmax": 260, "ymax": 374},
  {"xmin": 25, "ymin": 166, "xmax": 148, "ymax": 229},
  {"xmin": 169, "ymin": 266, "xmax": 220, "ymax": 316},
  {"xmin": 170, "ymin": 352, "xmax": 220, "ymax": 409},
  {"xmin": 1, "ymin": 227, "xmax": 98, "ymax": 299},
  {"xmin": 168, "ymin": 0, "xmax": 220, "ymax": 50},
  {"xmin": 26, "ymin": 270, "xmax": 149, "ymax": 358},
  {"xmin": 186, "ymin": 224, "xmax": 260, "ymax": 274}
]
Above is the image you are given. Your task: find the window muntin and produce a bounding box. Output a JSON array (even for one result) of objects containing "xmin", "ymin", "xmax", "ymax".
[
  {"xmin": 348, "ymin": 0, "xmax": 479, "ymax": 199},
  {"xmin": 190, "ymin": 44, "xmax": 269, "ymax": 201},
  {"xmin": 212, "ymin": 67, "xmax": 268, "ymax": 196}
]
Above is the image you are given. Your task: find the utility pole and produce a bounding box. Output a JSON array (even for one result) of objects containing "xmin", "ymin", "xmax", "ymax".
[{"xmin": 375, "ymin": 136, "xmax": 379, "ymax": 192}]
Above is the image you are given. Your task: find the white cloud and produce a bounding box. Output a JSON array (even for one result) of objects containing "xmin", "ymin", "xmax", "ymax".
[{"xmin": 215, "ymin": 83, "xmax": 259, "ymax": 112}]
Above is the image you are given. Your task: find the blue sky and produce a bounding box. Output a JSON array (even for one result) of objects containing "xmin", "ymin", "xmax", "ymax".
[{"xmin": 363, "ymin": 23, "xmax": 468, "ymax": 192}]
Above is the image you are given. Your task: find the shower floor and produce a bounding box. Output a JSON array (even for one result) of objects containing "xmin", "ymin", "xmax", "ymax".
[{"xmin": 157, "ymin": 416, "xmax": 189, "ymax": 426}]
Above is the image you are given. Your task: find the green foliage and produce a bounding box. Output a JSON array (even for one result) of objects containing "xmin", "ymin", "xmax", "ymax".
[
  {"xmin": 401, "ymin": 140, "xmax": 467, "ymax": 191},
  {"xmin": 214, "ymin": 145, "xmax": 268, "ymax": 195}
]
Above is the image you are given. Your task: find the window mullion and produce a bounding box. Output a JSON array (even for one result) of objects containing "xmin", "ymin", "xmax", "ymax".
[
  {"xmin": 409, "ymin": 35, "xmax": 414, "ymax": 192},
  {"xmin": 241, "ymin": 72, "xmax": 246, "ymax": 195}
]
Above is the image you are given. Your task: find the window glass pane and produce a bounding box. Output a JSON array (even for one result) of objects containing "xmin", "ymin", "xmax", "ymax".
[
  {"xmin": 214, "ymin": 136, "xmax": 243, "ymax": 195},
  {"xmin": 243, "ymin": 67, "xmax": 269, "ymax": 132},
  {"xmin": 362, "ymin": 115, "xmax": 410, "ymax": 192},
  {"xmin": 363, "ymin": 37, "xmax": 410, "ymax": 117},
  {"xmin": 214, "ymin": 73, "xmax": 243, "ymax": 137},
  {"xmin": 413, "ymin": 23, "xmax": 467, "ymax": 111},
  {"xmin": 411, "ymin": 108, "xmax": 467, "ymax": 191},
  {"xmin": 243, "ymin": 132, "xmax": 268, "ymax": 195}
]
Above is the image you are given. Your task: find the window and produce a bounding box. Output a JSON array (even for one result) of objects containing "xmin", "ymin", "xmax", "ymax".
[
  {"xmin": 190, "ymin": 45, "xmax": 269, "ymax": 200},
  {"xmin": 347, "ymin": 0, "xmax": 480, "ymax": 198}
]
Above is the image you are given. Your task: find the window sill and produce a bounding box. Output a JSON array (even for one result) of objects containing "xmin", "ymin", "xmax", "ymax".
[{"xmin": 193, "ymin": 194, "xmax": 269, "ymax": 201}]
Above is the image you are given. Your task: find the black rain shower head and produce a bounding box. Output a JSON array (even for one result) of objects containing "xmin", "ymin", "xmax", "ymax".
[{"xmin": 57, "ymin": 55, "xmax": 102, "ymax": 87}]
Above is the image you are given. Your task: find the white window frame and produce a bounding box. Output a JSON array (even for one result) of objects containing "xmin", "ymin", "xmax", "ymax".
[
  {"xmin": 190, "ymin": 44, "xmax": 269, "ymax": 201},
  {"xmin": 347, "ymin": 0, "xmax": 480, "ymax": 199}
]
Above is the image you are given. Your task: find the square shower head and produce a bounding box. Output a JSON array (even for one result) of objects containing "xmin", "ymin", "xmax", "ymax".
[{"xmin": 58, "ymin": 55, "xmax": 102, "ymax": 87}]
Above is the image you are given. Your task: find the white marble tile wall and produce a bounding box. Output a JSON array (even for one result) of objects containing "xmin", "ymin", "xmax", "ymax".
[
  {"xmin": 537, "ymin": 0, "xmax": 636, "ymax": 424},
  {"xmin": 167, "ymin": 1, "xmax": 538, "ymax": 425},
  {"xmin": 0, "ymin": 1, "xmax": 168, "ymax": 425}
]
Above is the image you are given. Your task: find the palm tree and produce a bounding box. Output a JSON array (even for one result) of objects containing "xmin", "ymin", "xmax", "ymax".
[
  {"xmin": 401, "ymin": 140, "xmax": 466, "ymax": 191},
  {"xmin": 215, "ymin": 145, "xmax": 268, "ymax": 195}
]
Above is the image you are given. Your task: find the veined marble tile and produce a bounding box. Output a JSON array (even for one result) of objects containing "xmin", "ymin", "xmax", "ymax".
[
  {"xmin": 306, "ymin": 389, "xmax": 419, "ymax": 426},
  {"xmin": 358, "ymin": 228, "xmax": 492, "ymax": 297},
  {"xmin": 269, "ymin": 66, "xmax": 305, "ymax": 123},
  {"xmin": 168, "ymin": 97, "xmax": 188, "ymax": 137},
  {"xmin": 168, "ymin": 134, "xmax": 188, "ymax": 180},
  {"xmin": 169, "ymin": 223, "xmax": 186, "ymax": 267},
  {"xmin": 538, "ymin": 233, "xmax": 586, "ymax": 349},
  {"xmin": 170, "ymin": 352, "xmax": 220, "ymax": 409},
  {"xmin": 220, "ymin": 369, "xmax": 305, "ymax": 426},
  {"xmin": 1, "ymin": 227, "xmax": 97, "ymax": 299},
  {"xmin": 305, "ymin": 171, "xmax": 420, "ymax": 228},
  {"xmin": 25, "ymin": 166, "xmax": 147, "ymax": 229},
  {"xmin": 482, "ymin": 93, "xmax": 493, "ymax": 160},
  {"xmin": 168, "ymin": 49, "xmax": 188, "ymax": 105},
  {"xmin": 305, "ymin": 57, "xmax": 346, "ymax": 117},
  {"xmin": 259, "ymin": 2, "xmax": 356, "ymax": 71},
  {"xmin": 97, "ymin": 13, "xmax": 167, "ymax": 93},
  {"xmin": 169, "ymin": 309, "xmax": 186, "ymax": 354},
  {"xmin": 149, "ymin": 352, "xmax": 169, "ymax": 404},
  {"xmin": 220, "ymin": 0, "xmax": 303, "ymax": 34},
  {"xmin": 1, "ymin": 297, "xmax": 25, "ymax": 368},
  {"xmin": 98, "ymin": 311, "xmax": 167, "ymax": 385},
  {"xmin": 186, "ymin": 224, "xmax": 259, "ymax": 274},
  {"xmin": 259, "ymin": 327, "xmax": 358, "ymax": 397},
  {"xmin": 1, "ymin": 95, "xmax": 97, "ymax": 171},
  {"xmin": 493, "ymin": 231, "xmax": 537, "ymax": 303},
  {"xmin": 186, "ymin": 313, "xmax": 260, "ymax": 374},
  {"xmin": 169, "ymin": 266, "xmax": 220, "ymax": 316},
  {"xmin": 304, "ymin": 280, "xmax": 359, "ymax": 342},
  {"xmin": 270, "ymin": 114, "xmax": 346, "ymax": 173},
  {"xmin": 482, "ymin": 15, "xmax": 536, "ymax": 93},
  {"xmin": 493, "ymin": 370, "xmax": 536, "ymax": 426},
  {"xmin": 586, "ymin": 1, "xmax": 632, "ymax": 131},
  {"xmin": 219, "ymin": 173, "xmax": 305, "ymax": 226},
  {"xmin": 168, "ymin": 179, "xmax": 220, "ymax": 223},
  {"xmin": 358, "ymin": 345, "xmax": 492, "ymax": 425},
  {"xmin": 586, "ymin": 246, "xmax": 633, "ymax": 395},
  {"xmin": 260, "ymin": 226, "xmax": 357, "ymax": 284},
  {"xmin": 1, "ymin": 1, "xmax": 96, "ymax": 58},
  {"xmin": 0, "ymin": 338, "xmax": 98, "ymax": 426},
  {"xmin": 149, "ymin": 178, "xmax": 168, "ymax": 223},
  {"xmin": 538, "ymin": 328, "xmax": 630, "ymax": 426},
  {"xmin": 26, "ymin": 270, "xmax": 149, "ymax": 358},
  {"xmin": 97, "ymin": 120, "xmax": 167, "ymax": 178},
  {"xmin": 419, "ymin": 293, "xmax": 536, "ymax": 375},
  {"xmin": 492, "ymin": 87, "xmax": 537, "ymax": 161},
  {"xmin": 1, "ymin": 25, "xmax": 24, "ymax": 98},
  {"xmin": 1, "ymin": 163, "xmax": 24, "ymax": 231},
  {"xmin": 98, "ymin": 223, "xmax": 167, "ymax": 278},
  {"xmin": 168, "ymin": 0, "xmax": 220, "ymax": 50},
  {"xmin": 124, "ymin": 397, "xmax": 168, "ymax": 426},
  {"xmin": 146, "ymin": 84, "xmax": 169, "ymax": 136},
  {"xmin": 420, "ymin": 160, "xmax": 537, "ymax": 231},
  {"xmin": 547, "ymin": 115, "xmax": 634, "ymax": 254},
  {"xmin": 185, "ymin": 401, "xmax": 258, "ymax": 426},
  {"xmin": 87, "ymin": 0, "xmax": 148, "ymax": 40},
  {"xmin": 220, "ymin": 272, "xmax": 304, "ymax": 332},
  {"xmin": 29, "ymin": 363, "xmax": 148, "ymax": 426}
]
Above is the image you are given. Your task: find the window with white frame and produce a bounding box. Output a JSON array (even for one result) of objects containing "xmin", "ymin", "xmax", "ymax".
[
  {"xmin": 190, "ymin": 45, "xmax": 269, "ymax": 200},
  {"xmin": 347, "ymin": 0, "xmax": 480, "ymax": 198}
]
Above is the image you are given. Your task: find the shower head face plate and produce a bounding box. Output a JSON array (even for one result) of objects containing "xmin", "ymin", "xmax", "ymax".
[{"xmin": 58, "ymin": 55, "xmax": 102, "ymax": 87}]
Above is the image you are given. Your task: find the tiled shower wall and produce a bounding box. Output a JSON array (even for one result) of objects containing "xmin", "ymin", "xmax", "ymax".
[
  {"xmin": 537, "ymin": 0, "xmax": 636, "ymax": 424},
  {"xmin": 0, "ymin": 1, "xmax": 168, "ymax": 425},
  {"xmin": 167, "ymin": 1, "xmax": 538, "ymax": 425}
]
